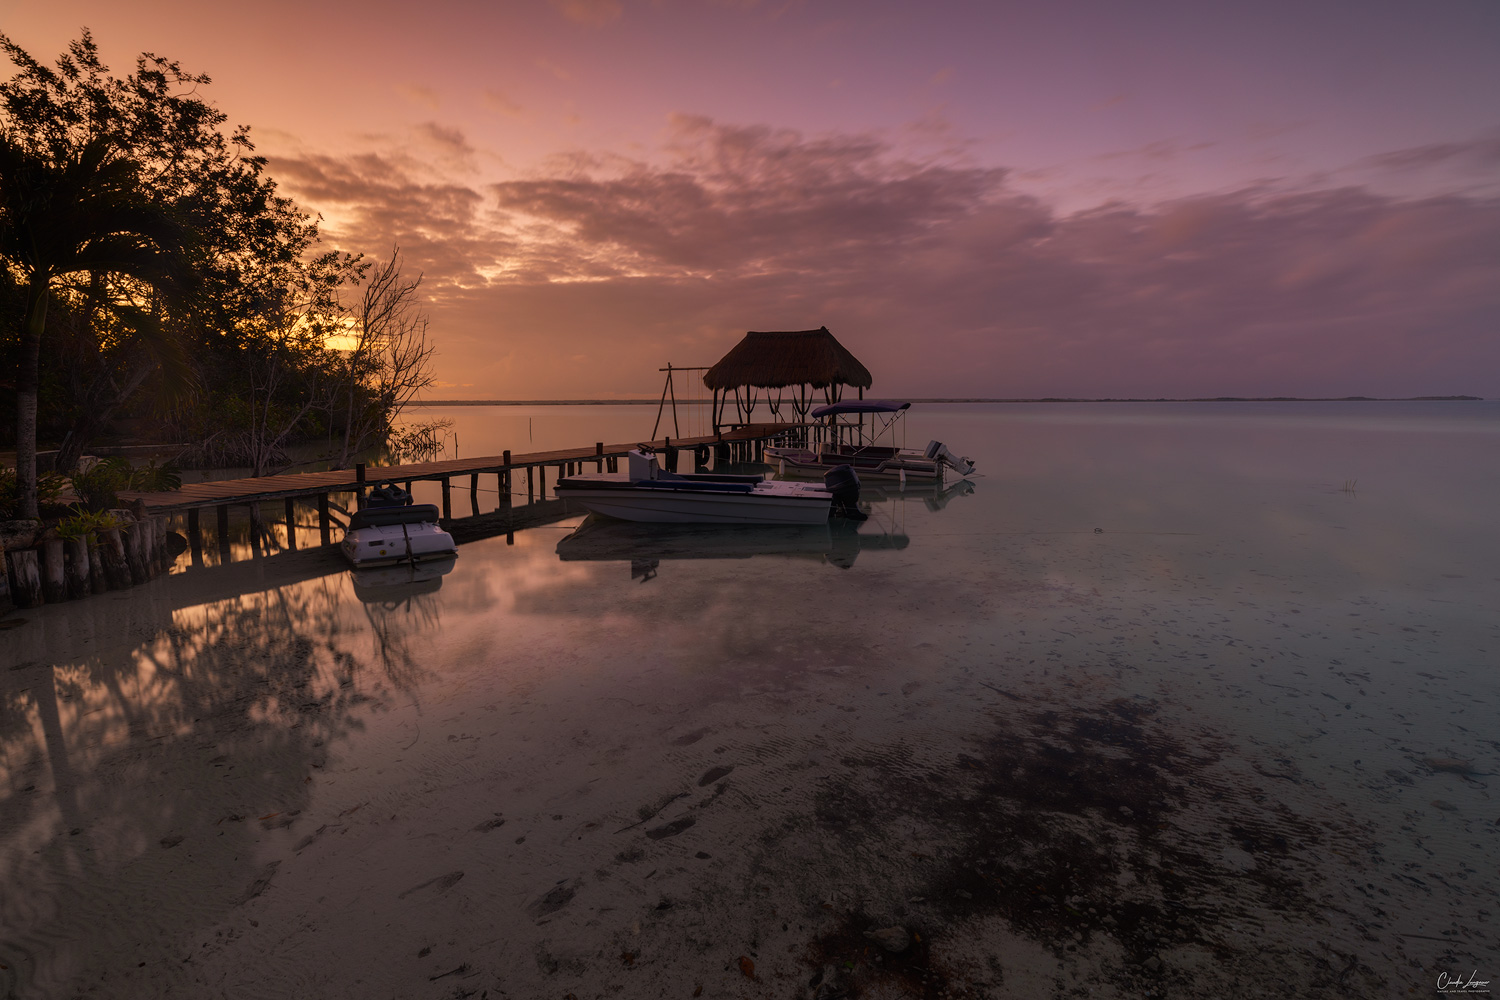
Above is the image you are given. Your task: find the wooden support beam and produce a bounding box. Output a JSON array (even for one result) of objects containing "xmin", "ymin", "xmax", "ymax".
[
  {"xmin": 285, "ymin": 497, "xmax": 297, "ymax": 550},
  {"xmin": 319, "ymin": 494, "xmax": 331, "ymax": 545},
  {"xmin": 596, "ymin": 441, "xmax": 604, "ymax": 472},
  {"xmin": 216, "ymin": 505, "xmax": 231, "ymax": 561},
  {"xmin": 441, "ymin": 477, "xmax": 452, "ymax": 520},
  {"xmin": 470, "ymin": 473, "xmax": 480, "ymax": 517}
]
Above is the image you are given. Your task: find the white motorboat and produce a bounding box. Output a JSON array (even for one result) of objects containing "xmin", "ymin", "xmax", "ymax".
[
  {"xmin": 340, "ymin": 482, "xmax": 457, "ymax": 567},
  {"xmin": 554, "ymin": 449, "xmax": 857, "ymax": 525},
  {"xmin": 764, "ymin": 400, "xmax": 975, "ymax": 484}
]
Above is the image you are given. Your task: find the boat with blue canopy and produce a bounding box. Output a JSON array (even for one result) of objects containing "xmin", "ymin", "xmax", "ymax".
[{"xmin": 764, "ymin": 400, "xmax": 975, "ymax": 484}]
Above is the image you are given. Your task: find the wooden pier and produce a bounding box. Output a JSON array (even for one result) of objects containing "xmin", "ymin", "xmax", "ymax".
[{"xmin": 118, "ymin": 422, "xmax": 804, "ymax": 551}]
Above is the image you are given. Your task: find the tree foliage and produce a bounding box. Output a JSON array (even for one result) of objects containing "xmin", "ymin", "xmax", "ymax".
[{"xmin": 1, "ymin": 31, "xmax": 436, "ymax": 513}]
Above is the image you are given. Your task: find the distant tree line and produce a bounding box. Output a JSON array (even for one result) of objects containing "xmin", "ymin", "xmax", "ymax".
[{"xmin": 0, "ymin": 31, "xmax": 435, "ymax": 519}]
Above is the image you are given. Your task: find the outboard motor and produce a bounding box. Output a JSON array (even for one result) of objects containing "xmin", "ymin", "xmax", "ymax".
[
  {"xmin": 823, "ymin": 464, "xmax": 867, "ymax": 520},
  {"xmin": 366, "ymin": 481, "xmax": 414, "ymax": 508},
  {"xmin": 924, "ymin": 440, "xmax": 975, "ymax": 476},
  {"xmin": 628, "ymin": 448, "xmax": 660, "ymax": 481}
]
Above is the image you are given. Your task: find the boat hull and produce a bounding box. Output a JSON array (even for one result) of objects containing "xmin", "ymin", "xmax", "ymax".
[
  {"xmin": 555, "ymin": 476, "xmax": 832, "ymax": 524},
  {"xmin": 341, "ymin": 520, "xmax": 457, "ymax": 567},
  {"xmin": 764, "ymin": 446, "xmax": 945, "ymax": 484}
]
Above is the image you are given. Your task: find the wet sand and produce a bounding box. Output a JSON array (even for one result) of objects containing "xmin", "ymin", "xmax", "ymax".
[{"xmin": 2, "ymin": 402, "xmax": 1497, "ymax": 998}]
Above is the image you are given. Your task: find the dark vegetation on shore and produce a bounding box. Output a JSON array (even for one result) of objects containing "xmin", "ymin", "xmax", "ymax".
[{"xmin": 0, "ymin": 30, "xmax": 439, "ymax": 521}]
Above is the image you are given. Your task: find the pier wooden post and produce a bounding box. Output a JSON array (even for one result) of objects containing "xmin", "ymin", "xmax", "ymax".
[
  {"xmin": 470, "ymin": 473, "xmax": 480, "ymax": 516},
  {"xmin": 539, "ymin": 464, "xmax": 546, "ymax": 499},
  {"xmin": 354, "ymin": 463, "xmax": 367, "ymax": 510},
  {"xmin": 285, "ymin": 498, "xmax": 297, "ymax": 550},
  {"xmin": 187, "ymin": 508, "xmax": 203, "ymax": 566},
  {"xmin": 215, "ymin": 505, "xmax": 231, "ymax": 561},
  {"xmin": 40, "ymin": 539, "xmax": 67, "ymax": 604},
  {"xmin": 248, "ymin": 504, "xmax": 264, "ymax": 559},
  {"xmin": 65, "ymin": 536, "xmax": 91, "ymax": 599},
  {"xmin": 6, "ymin": 549, "xmax": 42, "ymax": 607},
  {"xmin": 441, "ymin": 477, "xmax": 452, "ymax": 520},
  {"xmin": 596, "ymin": 442, "xmax": 604, "ymax": 472},
  {"xmin": 527, "ymin": 466, "xmax": 534, "ymax": 503},
  {"xmin": 318, "ymin": 494, "xmax": 331, "ymax": 545}
]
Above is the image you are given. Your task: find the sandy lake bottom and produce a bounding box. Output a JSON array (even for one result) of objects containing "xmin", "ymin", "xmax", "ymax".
[{"xmin": 2, "ymin": 402, "xmax": 1497, "ymax": 999}]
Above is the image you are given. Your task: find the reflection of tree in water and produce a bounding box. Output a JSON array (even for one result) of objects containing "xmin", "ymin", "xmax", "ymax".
[{"xmin": 0, "ymin": 575, "xmax": 438, "ymax": 997}]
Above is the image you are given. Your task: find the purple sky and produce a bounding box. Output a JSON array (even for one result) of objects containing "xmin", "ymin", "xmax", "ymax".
[{"xmin": 9, "ymin": 1, "xmax": 1500, "ymax": 397}]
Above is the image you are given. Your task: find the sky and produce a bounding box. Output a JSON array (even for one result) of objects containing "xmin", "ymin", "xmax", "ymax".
[{"xmin": 7, "ymin": 0, "xmax": 1500, "ymax": 399}]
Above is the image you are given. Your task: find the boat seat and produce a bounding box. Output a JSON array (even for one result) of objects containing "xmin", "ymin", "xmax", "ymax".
[{"xmin": 348, "ymin": 503, "xmax": 442, "ymax": 530}]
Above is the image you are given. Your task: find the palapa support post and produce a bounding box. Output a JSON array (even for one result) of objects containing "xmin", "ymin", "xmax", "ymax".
[
  {"xmin": 318, "ymin": 494, "xmax": 331, "ymax": 546},
  {"xmin": 285, "ymin": 498, "xmax": 297, "ymax": 550}
]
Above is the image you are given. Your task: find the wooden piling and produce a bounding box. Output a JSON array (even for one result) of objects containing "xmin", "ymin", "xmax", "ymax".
[
  {"xmin": 41, "ymin": 539, "xmax": 67, "ymax": 604},
  {"xmin": 65, "ymin": 536, "xmax": 92, "ymax": 600},
  {"xmin": 470, "ymin": 473, "xmax": 480, "ymax": 517},
  {"xmin": 124, "ymin": 522, "xmax": 150, "ymax": 584},
  {"xmin": 596, "ymin": 441, "xmax": 604, "ymax": 472},
  {"xmin": 319, "ymin": 494, "xmax": 331, "ymax": 545},
  {"xmin": 285, "ymin": 497, "xmax": 297, "ymax": 550},
  {"xmin": 99, "ymin": 529, "xmax": 131, "ymax": 590},
  {"xmin": 87, "ymin": 536, "xmax": 108, "ymax": 592},
  {"xmin": 6, "ymin": 549, "xmax": 42, "ymax": 608},
  {"xmin": 215, "ymin": 505, "xmax": 230, "ymax": 560},
  {"xmin": 441, "ymin": 477, "xmax": 452, "ymax": 520}
]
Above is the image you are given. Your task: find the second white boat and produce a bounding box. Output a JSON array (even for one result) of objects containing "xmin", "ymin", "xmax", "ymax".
[{"xmin": 555, "ymin": 449, "xmax": 854, "ymax": 525}]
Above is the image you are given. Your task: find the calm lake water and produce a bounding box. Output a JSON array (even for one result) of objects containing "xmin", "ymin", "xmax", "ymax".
[{"xmin": 2, "ymin": 401, "xmax": 1496, "ymax": 998}]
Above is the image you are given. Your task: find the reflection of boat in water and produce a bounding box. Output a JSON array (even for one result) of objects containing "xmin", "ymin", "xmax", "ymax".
[
  {"xmin": 858, "ymin": 478, "xmax": 976, "ymax": 511},
  {"xmin": 556, "ymin": 516, "xmax": 905, "ymax": 579},
  {"xmin": 350, "ymin": 554, "xmax": 456, "ymax": 603},
  {"xmin": 765, "ymin": 400, "xmax": 975, "ymax": 484},
  {"xmin": 555, "ymin": 449, "xmax": 856, "ymax": 525},
  {"xmin": 341, "ymin": 482, "xmax": 457, "ymax": 567}
]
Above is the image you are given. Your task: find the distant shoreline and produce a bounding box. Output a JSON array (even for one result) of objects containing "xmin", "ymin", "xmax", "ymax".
[{"xmin": 410, "ymin": 395, "xmax": 1487, "ymax": 406}]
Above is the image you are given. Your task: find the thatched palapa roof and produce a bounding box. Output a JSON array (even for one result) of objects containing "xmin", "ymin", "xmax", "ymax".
[{"xmin": 703, "ymin": 327, "xmax": 872, "ymax": 391}]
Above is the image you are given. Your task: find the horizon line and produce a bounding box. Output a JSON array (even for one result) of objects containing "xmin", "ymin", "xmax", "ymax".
[{"xmin": 410, "ymin": 395, "xmax": 1489, "ymax": 406}]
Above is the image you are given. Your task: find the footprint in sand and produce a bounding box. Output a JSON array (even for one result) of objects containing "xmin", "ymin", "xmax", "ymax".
[
  {"xmin": 645, "ymin": 817, "xmax": 696, "ymax": 840},
  {"xmin": 697, "ymin": 765, "xmax": 734, "ymax": 786}
]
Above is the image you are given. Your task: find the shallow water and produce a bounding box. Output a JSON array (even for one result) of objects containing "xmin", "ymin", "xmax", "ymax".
[{"xmin": 2, "ymin": 401, "xmax": 1497, "ymax": 998}]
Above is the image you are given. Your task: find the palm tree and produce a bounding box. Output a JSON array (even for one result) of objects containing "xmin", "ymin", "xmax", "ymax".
[{"xmin": 0, "ymin": 132, "xmax": 196, "ymax": 518}]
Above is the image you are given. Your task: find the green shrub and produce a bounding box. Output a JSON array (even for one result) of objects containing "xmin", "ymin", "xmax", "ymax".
[
  {"xmin": 54, "ymin": 506, "xmax": 126, "ymax": 539},
  {"xmin": 0, "ymin": 465, "xmax": 68, "ymax": 519},
  {"xmin": 70, "ymin": 457, "xmax": 181, "ymax": 511}
]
